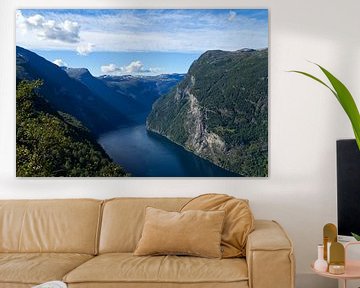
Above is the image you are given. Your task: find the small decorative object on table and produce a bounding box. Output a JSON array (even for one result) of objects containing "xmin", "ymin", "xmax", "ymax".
[
  {"xmin": 32, "ymin": 281, "xmax": 67, "ymax": 288},
  {"xmin": 323, "ymin": 223, "xmax": 337, "ymax": 263},
  {"xmin": 312, "ymin": 224, "xmax": 360, "ymax": 288},
  {"xmin": 314, "ymin": 244, "xmax": 328, "ymax": 272},
  {"xmin": 329, "ymin": 242, "xmax": 345, "ymax": 274}
]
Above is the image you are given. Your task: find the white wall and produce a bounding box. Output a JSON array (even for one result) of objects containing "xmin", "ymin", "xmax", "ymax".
[{"xmin": 1, "ymin": 0, "xmax": 359, "ymax": 287}]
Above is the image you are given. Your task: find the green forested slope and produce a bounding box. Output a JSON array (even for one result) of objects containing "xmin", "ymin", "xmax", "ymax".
[
  {"xmin": 16, "ymin": 80, "xmax": 128, "ymax": 177},
  {"xmin": 147, "ymin": 49, "xmax": 268, "ymax": 176}
]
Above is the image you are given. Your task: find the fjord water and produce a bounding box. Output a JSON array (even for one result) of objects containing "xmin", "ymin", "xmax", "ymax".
[{"xmin": 98, "ymin": 123, "xmax": 239, "ymax": 177}]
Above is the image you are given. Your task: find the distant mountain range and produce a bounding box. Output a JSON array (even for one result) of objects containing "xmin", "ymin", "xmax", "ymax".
[
  {"xmin": 62, "ymin": 67, "xmax": 142, "ymax": 117},
  {"xmin": 16, "ymin": 46, "xmax": 130, "ymax": 135},
  {"xmin": 147, "ymin": 48, "xmax": 268, "ymax": 176},
  {"xmin": 16, "ymin": 46, "xmax": 184, "ymax": 135},
  {"xmin": 99, "ymin": 74, "xmax": 185, "ymax": 111}
]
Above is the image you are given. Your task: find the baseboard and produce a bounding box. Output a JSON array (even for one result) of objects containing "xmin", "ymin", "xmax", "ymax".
[{"xmin": 296, "ymin": 273, "xmax": 337, "ymax": 288}]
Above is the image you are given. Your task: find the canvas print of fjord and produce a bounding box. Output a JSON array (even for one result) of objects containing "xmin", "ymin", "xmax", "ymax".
[{"xmin": 16, "ymin": 9, "xmax": 268, "ymax": 177}]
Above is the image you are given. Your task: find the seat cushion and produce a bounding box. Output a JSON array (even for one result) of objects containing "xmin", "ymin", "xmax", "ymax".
[
  {"xmin": 64, "ymin": 253, "xmax": 248, "ymax": 286},
  {"xmin": 0, "ymin": 253, "xmax": 93, "ymax": 285}
]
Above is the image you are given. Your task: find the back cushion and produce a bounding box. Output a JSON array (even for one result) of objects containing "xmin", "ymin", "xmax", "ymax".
[
  {"xmin": 99, "ymin": 198, "xmax": 189, "ymax": 253},
  {"xmin": 0, "ymin": 199, "xmax": 102, "ymax": 254}
]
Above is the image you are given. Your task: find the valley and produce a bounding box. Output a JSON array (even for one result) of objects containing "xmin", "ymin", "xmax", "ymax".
[{"xmin": 16, "ymin": 46, "xmax": 267, "ymax": 177}]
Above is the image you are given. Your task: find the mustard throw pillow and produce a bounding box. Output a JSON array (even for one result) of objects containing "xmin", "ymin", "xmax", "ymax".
[
  {"xmin": 181, "ymin": 193, "xmax": 254, "ymax": 258},
  {"xmin": 134, "ymin": 207, "xmax": 225, "ymax": 258}
]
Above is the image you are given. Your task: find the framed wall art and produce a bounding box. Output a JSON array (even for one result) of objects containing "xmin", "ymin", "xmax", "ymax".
[{"xmin": 16, "ymin": 9, "xmax": 268, "ymax": 177}]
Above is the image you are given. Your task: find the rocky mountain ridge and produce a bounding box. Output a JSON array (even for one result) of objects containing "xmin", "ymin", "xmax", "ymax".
[{"xmin": 147, "ymin": 48, "xmax": 268, "ymax": 176}]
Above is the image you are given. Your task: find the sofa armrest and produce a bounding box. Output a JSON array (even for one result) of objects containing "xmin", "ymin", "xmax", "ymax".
[{"xmin": 246, "ymin": 220, "xmax": 295, "ymax": 288}]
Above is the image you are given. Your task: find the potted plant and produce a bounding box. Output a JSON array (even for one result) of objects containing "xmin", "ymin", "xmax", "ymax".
[{"xmin": 291, "ymin": 64, "xmax": 360, "ymax": 240}]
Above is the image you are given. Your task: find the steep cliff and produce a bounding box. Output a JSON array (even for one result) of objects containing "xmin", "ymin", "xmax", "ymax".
[
  {"xmin": 16, "ymin": 80, "xmax": 128, "ymax": 177},
  {"xmin": 147, "ymin": 49, "xmax": 268, "ymax": 176}
]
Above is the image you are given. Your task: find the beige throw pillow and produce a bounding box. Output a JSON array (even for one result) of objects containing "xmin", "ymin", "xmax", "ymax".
[
  {"xmin": 181, "ymin": 193, "xmax": 255, "ymax": 258},
  {"xmin": 134, "ymin": 207, "xmax": 225, "ymax": 258}
]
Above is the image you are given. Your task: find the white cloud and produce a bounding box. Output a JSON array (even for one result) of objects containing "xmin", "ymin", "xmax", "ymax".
[
  {"xmin": 122, "ymin": 60, "xmax": 150, "ymax": 74},
  {"xmin": 101, "ymin": 63, "xmax": 120, "ymax": 74},
  {"xmin": 101, "ymin": 61, "xmax": 160, "ymax": 75},
  {"xmin": 53, "ymin": 59, "xmax": 67, "ymax": 67},
  {"xmin": 76, "ymin": 43, "xmax": 94, "ymax": 56},
  {"xmin": 27, "ymin": 14, "xmax": 45, "ymax": 27},
  {"xmin": 228, "ymin": 11, "xmax": 237, "ymax": 21},
  {"xmin": 149, "ymin": 67, "xmax": 162, "ymax": 73},
  {"xmin": 16, "ymin": 10, "xmax": 80, "ymax": 44},
  {"xmin": 80, "ymin": 29, "xmax": 267, "ymax": 53},
  {"xmin": 16, "ymin": 10, "xmax": 268, "ymax": 52}
]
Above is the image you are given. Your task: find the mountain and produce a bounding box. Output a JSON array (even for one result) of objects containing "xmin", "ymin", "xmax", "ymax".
[
  {"xmin": 63, "ymin": 67, "xmax": 144, "ymax": 116},
  {"xmin": 16, "ymin": 46, "xmax": 132, "ymax": 135},
  {"xmin": 99, "ymin": 74, "xmax": 185, "ymax": 110},
  {"xmin": 147, "ymin": 49, "xmax": 268, "ymax": 177},
  {"xmin": 63, "ymin": 67, "xmax": 184, "ymax": 123},
  {"xmin": 16, "ymin": 80, "xmax": 127, "ymax": 177}
]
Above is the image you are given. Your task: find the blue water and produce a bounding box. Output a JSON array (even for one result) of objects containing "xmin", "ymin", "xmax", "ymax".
[{"xmin": 97, "ymin": 124, "xmax": 239, "ymax": 177}]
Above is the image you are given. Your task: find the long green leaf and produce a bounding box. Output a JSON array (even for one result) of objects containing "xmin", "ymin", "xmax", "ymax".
[
  {"xmin": 316, "ymin": 65, "xmax": 360, "ymax": 150},
  {"xmin": 353, "ymin": 127, "xmax": 360, "ymax": 149},
  {"xmin": 351, "ymin": 232, "xmax": 360, "ymax": 241},
  {"xmin": 290, "ymin": 65, "xmax": 360, "ymax": 150},
  {"xmin": 289, "ymin": 70, "xmax": 337, "ymax": 98}
]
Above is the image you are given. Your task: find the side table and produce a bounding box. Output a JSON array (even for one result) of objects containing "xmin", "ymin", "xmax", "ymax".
[{"xmin": 311, "ymin": 242, "xmax": 360, "ymax": 288}]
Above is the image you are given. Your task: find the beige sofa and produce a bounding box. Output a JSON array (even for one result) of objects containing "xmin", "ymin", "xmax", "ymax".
[{"xmin": 0, "ymin": 198, "xmax": 295, "ymax": 288}]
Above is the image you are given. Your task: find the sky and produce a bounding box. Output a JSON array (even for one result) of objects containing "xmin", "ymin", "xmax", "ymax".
[{"xmin": 16, "ymin": 9, "xmax": 268, "ymax": 76}]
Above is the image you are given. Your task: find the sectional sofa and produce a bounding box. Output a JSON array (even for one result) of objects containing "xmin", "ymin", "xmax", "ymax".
[{"xmin": 0, "ymin": 198, "xmax": 295, "ymax": 288}]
